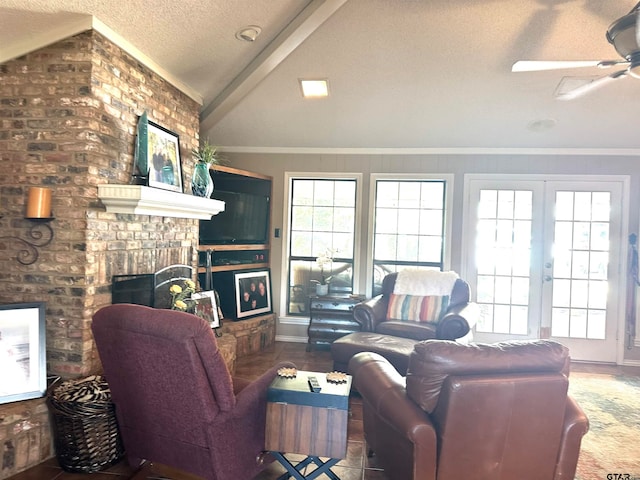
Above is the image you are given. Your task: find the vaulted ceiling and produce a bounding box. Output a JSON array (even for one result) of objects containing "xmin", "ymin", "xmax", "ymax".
[{"xmin": 2, "ymin": 0, "xmax": 639, "ymax": 151}]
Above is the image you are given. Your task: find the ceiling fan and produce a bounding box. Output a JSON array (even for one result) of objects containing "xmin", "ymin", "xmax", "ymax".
[{"xmin": 512, "ymin": 1, "xmax": 640, "ymax": 99}]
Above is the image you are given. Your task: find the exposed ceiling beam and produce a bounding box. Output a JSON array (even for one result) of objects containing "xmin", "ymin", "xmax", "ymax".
[{"xmin": 199, "ymin": 0, "xmax": 349, "ymax": 133}]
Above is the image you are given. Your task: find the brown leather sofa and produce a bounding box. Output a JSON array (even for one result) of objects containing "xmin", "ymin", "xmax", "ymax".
[
  {"xmin": 353, "ymin": 272, "xmax": 479, "ymax": 341},
  {"xmin": 331, "ymin": 272, "xmax": 479, "ymax": 374},
  {"xmin": 349, "ymin": 339, "xmax": 589, "ymax": 480}
]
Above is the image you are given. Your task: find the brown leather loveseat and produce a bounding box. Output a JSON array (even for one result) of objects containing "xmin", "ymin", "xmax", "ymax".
[{"xmin": 349, "ymin": 339, "xmax": 589, "ymax": 480}]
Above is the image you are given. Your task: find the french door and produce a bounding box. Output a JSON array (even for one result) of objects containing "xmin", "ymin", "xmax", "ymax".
[{"xmin": 465, "ymin": 176, "xmax": 627, "ymax": 363}]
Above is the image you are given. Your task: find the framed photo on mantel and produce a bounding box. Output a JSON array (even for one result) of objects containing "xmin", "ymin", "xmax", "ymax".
[
  {"xmin": 146, "ymin": 121, "xmax": 183, "ymax": 193},
  {"xmin": 132, "ymin": 112, "xmax": 183, "ymax": 193}
]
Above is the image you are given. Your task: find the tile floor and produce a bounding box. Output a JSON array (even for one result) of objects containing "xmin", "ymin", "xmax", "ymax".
[
  {"xmin": 6, "ymin": 341, "xmax": 388, "ymax": 480},
  {"xmin": 8, "ymin": 342, "xmax": 640, "ymax": 480}
]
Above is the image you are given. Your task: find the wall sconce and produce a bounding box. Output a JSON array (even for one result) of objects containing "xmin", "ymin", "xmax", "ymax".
[{"xmin": 0, "ymin": 187, "xmax": 54, "ymax": 265}]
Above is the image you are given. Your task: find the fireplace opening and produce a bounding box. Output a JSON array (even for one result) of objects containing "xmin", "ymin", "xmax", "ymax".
[{"xmin": 112, "ymin": 265, "xmax": 193, "ymax": 309}]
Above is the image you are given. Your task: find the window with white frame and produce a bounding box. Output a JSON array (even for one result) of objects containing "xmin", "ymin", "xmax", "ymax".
[
  {"xmin": 370, "ymin": 177, "xmax": 450, "ymax": 296},
  {"xmin": 286, "ymin": 177, "xmax": 358, "ymax": 316}
]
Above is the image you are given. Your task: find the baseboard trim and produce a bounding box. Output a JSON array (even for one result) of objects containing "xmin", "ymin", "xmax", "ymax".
[
  {"xmin": 622, "ymin": 358, "xmax": 640, "ymax": 367},
  {"xmin": 276, "ymin": 335, "xmax": 307, "ymax": 343}
]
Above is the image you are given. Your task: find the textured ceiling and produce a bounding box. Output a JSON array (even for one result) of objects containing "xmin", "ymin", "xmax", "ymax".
[{"xmin": 1, "ymin": 0, "xmax": 639, "ymax": 151}]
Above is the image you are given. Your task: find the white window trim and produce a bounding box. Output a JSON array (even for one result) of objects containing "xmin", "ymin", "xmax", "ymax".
[
  {"xmin": 366, "ymin": 173, "xmax": 455, "ymax": 298},
  {"xmin": 280, "ymin": 171, "xmax": 363, "ymax": 321}
]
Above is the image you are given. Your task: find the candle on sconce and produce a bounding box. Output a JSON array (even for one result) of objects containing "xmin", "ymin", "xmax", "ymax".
[{"xmin": 26, "ymin": 187, "xmax": 52, "ymax": 219}]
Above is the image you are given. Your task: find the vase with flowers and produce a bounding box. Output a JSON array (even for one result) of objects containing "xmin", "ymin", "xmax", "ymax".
[
  {"xmin": 191, "ymin": 139, "xmax": 221, "ymax": 198},
  {"xmin": 169, "ymin": 279, "xmax": 196, "ymax": 311},
  {"xmin": 312, "ymin": 248, "xmax": 337, "ymax": 296}
]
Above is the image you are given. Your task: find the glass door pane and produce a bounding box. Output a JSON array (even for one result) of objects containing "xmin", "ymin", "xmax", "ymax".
[
  {"xmin": 474, "ymin": 188, "xmax": 536, "ymax": 337},
  {"xmin": 466, "ymin": 177, "xmax": 624, "ymax": 363},
  {"xmin": 544, "ymin": 183, "xmax": 621, "ymax": 363}
]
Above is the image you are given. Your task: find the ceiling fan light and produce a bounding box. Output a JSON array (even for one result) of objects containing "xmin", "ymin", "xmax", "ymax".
[{"xmin": 606, "ymin": 11, "xmax": 639, "ymax": 59}]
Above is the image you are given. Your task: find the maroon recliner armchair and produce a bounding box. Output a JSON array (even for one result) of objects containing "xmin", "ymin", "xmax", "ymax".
[
  {"xmin": 350, "ymin": 339, "xmax": 589, "ymax": 480},
  {"xmin": 92, "ymin": 304, "xmax": 293, "ymax": 480}
]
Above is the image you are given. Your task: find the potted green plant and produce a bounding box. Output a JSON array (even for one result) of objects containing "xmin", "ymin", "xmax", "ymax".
[{"xmin": 191, "ymin": 139, "xmax": 221, "ymax": 197}]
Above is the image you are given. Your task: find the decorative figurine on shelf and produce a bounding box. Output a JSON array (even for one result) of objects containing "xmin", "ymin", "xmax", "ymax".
[{"xmin": 191, "ymin": 139, "xmax": 221, "ymax": 198}]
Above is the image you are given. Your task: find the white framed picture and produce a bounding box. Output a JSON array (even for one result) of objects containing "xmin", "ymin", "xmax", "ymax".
[
  {"xmin": 0, "ymin": 302, "xmax": 46, "ymax": 404},
  {"xmin": 191, "ymin": 291, "xmax": 221, "ymax": 329},
  {"xmin": 234, "ymin": 269, "xmax": 272, "ymax": 319},
  {"xmin": 146, "ymin": 121, "xmax": 183, "ymax": 193}
]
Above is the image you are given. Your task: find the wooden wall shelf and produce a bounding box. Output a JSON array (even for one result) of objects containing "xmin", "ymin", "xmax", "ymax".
[{"xmin": 199, "ymin": 262, "xmax": 269, "ymax": 273}]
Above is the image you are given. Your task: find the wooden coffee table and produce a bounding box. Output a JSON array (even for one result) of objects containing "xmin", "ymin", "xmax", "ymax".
[{"xmin": 265, "ymin": 370, "xmax": 352, "ymax": 480}]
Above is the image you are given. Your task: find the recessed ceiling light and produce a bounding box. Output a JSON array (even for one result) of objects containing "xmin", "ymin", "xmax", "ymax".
[
  {"xmin": 299, "ymin": 79, "xmax": 329, "ymax": 98},
  {"xmin": 235, "ymin": 26, "xmax": 262, "ymax": 42},
  {"xmin": 527, "ymin": 118, "xmax": 557, "ymax": 132}
]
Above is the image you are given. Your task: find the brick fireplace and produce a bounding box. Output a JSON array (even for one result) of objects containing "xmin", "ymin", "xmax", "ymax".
[{"xmin": 0, "ymin": 30, "xmax": 200, "ymax": 478}]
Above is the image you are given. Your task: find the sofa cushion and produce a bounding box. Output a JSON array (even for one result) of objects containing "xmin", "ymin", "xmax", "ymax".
[
  {"xmin": 405, "ymin": 339, "xmax": 569, "ymax": 413},
  {"xmin": 376, "ymin": 320, "xmax": 438, "ymax": 341},
  {"xmin": 387, "ymin": 293, "xmax": 450, "ymax": 323},
  {"xmin": 332, "ymin": 332, "xmax": 418, "ymax": 375}
]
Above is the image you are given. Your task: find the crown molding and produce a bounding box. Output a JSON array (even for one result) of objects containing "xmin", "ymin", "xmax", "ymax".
[
  {"xmin": 218, "ymin": 146, "xmax": 640, "ymax": 156},
  {"xmin": 91, "ymin": 18, "xmax": 202, "ymax": 104}
]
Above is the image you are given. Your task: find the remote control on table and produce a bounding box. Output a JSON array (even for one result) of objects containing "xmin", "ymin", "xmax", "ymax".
[{"xmin": 307, "ymin": 376, "xmax": 321, "ymax": 393}]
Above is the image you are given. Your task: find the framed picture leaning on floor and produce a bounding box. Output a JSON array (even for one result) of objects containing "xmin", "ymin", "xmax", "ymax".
[
  {"xmin": 191, "ymin": 291, "xmax": 221, "ymax": 329},
  {"xmin": 0, "ymin": 302, "xmax": 46, "ymax": 404}
]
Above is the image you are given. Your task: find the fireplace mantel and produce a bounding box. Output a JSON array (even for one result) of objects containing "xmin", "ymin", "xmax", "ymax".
[{"xmin": 97, "ymin": 185, "xmax": 225, "ymax": 219}]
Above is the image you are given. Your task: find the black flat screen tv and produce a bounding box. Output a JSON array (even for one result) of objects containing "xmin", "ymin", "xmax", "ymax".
[{"xmin": 200, "ymin": 190, "xmax": 270, "ymax": 245}]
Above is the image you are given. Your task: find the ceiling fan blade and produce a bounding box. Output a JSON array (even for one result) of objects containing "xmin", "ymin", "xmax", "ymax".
[
  {"xmin": 556, "ymin": 69, "xmax": 628, "ymax": 100},
  {"xmin": 636, "ymin": 8, "xmax": 640, "ymax": 50},
  {"xmin": 512, "ymin": 60, "xmax": 621, "ymax": 72}
]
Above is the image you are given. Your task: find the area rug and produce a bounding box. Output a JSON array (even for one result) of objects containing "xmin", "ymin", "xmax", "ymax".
[{"xmin": 569, "ymin": 371, "xmax": 640, "ymax": 480}]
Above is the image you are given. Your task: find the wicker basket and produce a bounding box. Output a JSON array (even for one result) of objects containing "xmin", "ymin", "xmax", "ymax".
[{"xmin": 48, "ymin": 375, "xmax": 124, "ymax": 473}]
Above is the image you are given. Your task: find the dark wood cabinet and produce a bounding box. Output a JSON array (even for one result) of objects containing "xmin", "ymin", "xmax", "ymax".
[{"xmin": 307, "ymin": 295, "xmax": 365, "ymax": 350}]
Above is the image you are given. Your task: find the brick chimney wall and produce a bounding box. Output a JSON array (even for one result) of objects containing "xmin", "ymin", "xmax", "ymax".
[{"xmin": 0, "ymin": 30, "xmax": 201, "ymax": 477}]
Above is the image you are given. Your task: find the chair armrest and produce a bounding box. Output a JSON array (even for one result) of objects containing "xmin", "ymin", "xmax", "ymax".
[
  {"xmin": 353, "ymin": 295, "xmax": 388, "ymax": 331},
  {"xmin": 554, "ymin": 395, "xmax": 589, "ymax": 480},
  {"xmin": 233, "ymin": 361, "xmax": 296, "ymax": 412},
  {"xmin": 436, "ymin": 302, "xmax": 479, "ymax": 340},
  {"xmin": 350, "ymin": 352, "xmax": 437, "ymax": 479},
  {"xmin": 208, "ymin": 361, "xmax": 296, "ymax": 471}
]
